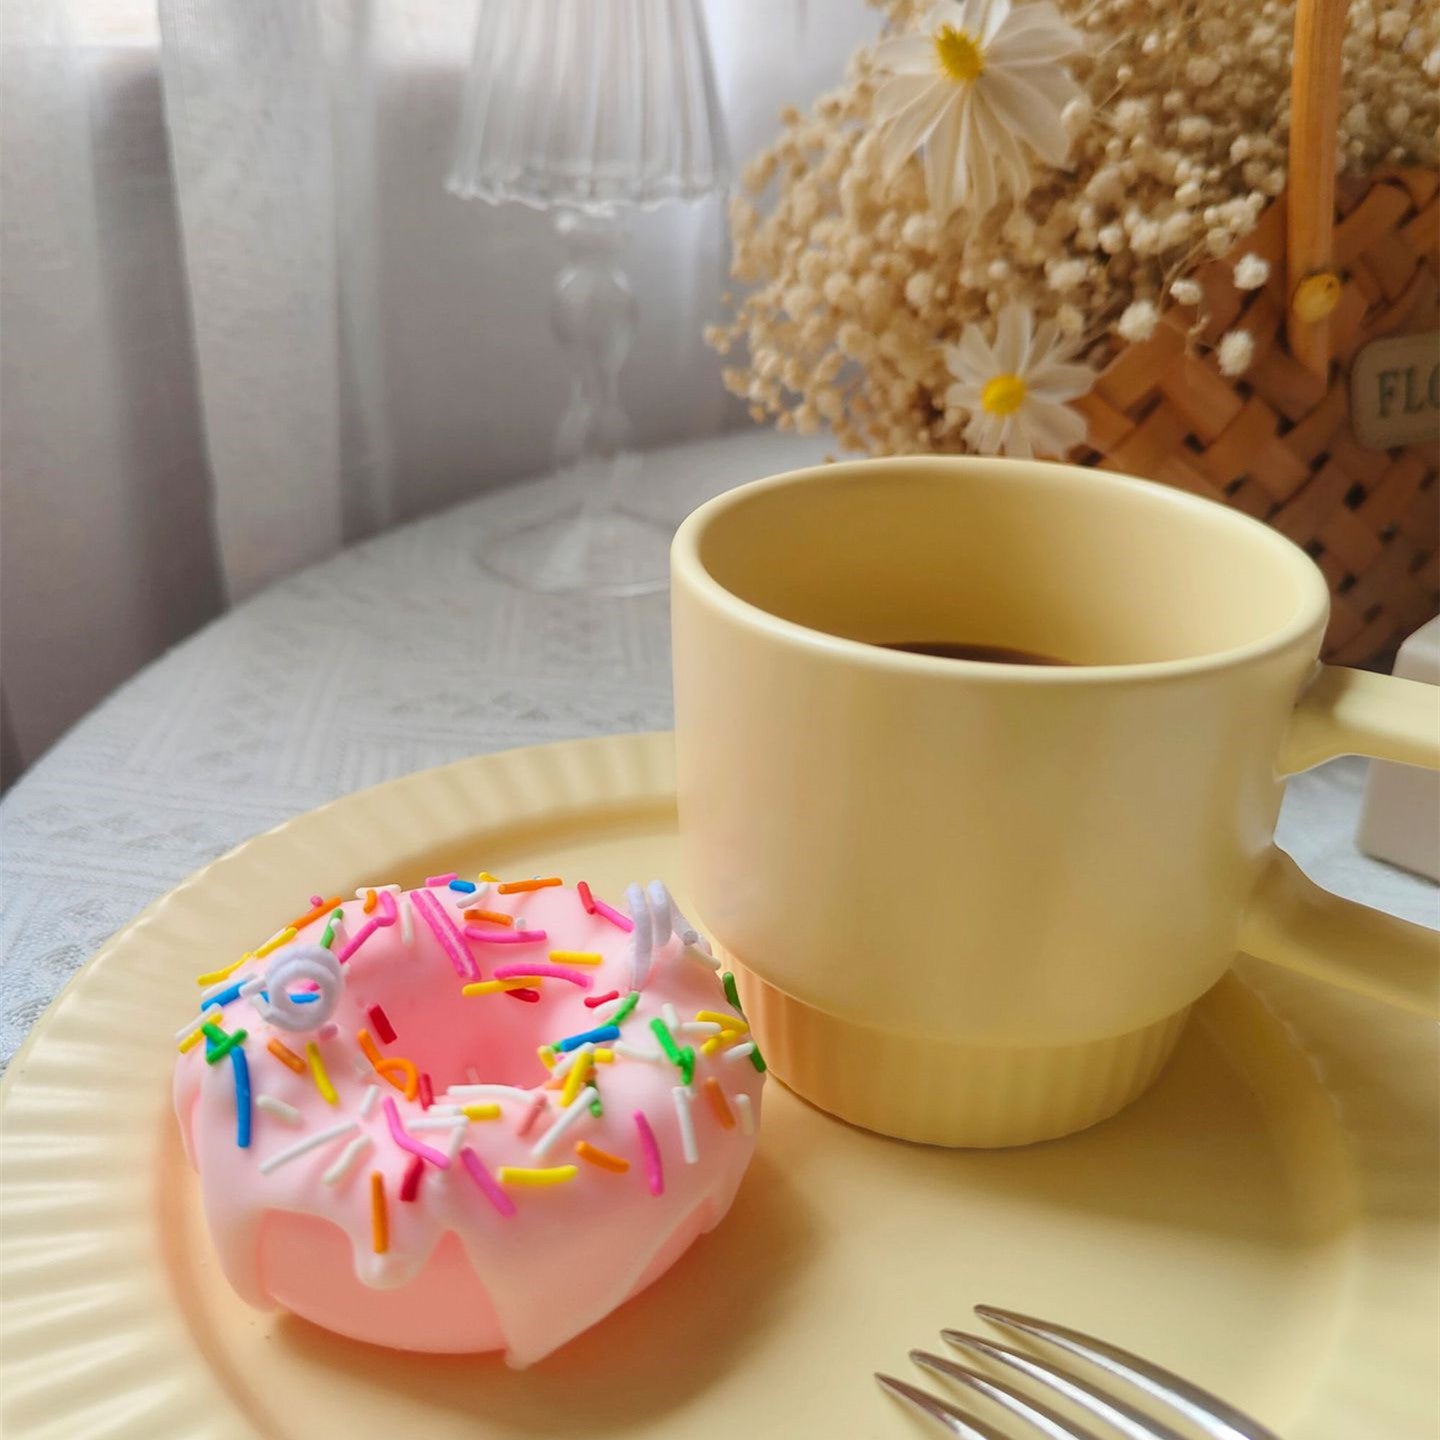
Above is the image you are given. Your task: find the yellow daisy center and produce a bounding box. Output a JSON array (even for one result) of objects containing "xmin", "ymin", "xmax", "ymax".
[
  {"xmin": 980, "ymin": 373, "xmax": 1028, "ymax": 416},
  {"xmin": 934, "ymin": 25, "xmax": 985, "ymax": 83}
]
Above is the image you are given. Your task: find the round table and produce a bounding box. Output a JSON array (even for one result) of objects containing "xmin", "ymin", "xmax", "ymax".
[{"xmin": 1, "ymin": 430, "xmax": 1433, "ymax": 1069}]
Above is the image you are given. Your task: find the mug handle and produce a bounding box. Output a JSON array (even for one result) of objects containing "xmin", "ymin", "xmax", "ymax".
[{"xmin": 1238, "ymin": 665, "xmax": 1440, "ymax": 1017}]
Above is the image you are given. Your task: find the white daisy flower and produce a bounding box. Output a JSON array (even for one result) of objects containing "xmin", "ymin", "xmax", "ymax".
[
  {"xmin": 871, "ymin": 0, "xmax": 1085, "ymax": 219},
  {"xmin": 944, "ymin": 303, "xmax": 1093, "ymax": 458}
]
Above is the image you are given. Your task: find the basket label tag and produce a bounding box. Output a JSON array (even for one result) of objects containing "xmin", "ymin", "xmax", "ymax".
[{"xmin": 1351, "ymin": 331, "xmax": 1440, "ymax": 450}]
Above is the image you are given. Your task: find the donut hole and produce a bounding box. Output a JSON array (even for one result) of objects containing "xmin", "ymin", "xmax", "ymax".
[{"xmin": 350, "ymin": 976, "xmax": 582, "ymax": 1093}]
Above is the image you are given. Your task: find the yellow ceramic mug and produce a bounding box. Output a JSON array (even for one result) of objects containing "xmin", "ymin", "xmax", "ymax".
[{"xmin": 671, "ymin": 457, "xmax": 1440, "ymax": 1147}]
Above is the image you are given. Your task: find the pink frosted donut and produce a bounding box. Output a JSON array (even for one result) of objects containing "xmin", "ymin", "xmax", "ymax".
[{"xmin": 173, "ymin": 874, "xmax": 764, "ymax": 1365}]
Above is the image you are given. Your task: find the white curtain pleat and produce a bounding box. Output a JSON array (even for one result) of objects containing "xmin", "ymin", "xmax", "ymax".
[{"xmin": 158, "ymin": 0, "xmax": 391, "ymax": 602}]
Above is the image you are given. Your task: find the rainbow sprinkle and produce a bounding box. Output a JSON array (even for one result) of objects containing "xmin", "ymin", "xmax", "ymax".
[
  {"xmin": 498, "ymin": 1165, "xmax": 578, "ymax": 1186},
  {"xmin": 532, "ymin": 1087, "xmax": 596, "ymax": 1158},
  {"xmin": 577, "ymin": 880, "xmax": 598, "ymax": 913},
  {"xmin": 672, "ymin": 1085, "xmax": 698, "ymax": 1164},
  {"xmin": 449, "ymin": 879, "xmax": 478, "ymax": 893},
  {"xmin": 370, "ymin": 1172, "xmax": 388, "ymax": 1252},
  {"xmin": 259, "ymin": 1119, "xmax": 357, "ymax": 1175},
  {"xmin": 256, "ymin": 1094, "xmax": 302, "ymax": 1125},
  {"xmin": 231, "ymin": 1047, "xmax": 252, "ymax": 1147},
  {"xmin": 722, "ymin": 971, "xmax": 744, "ymax": 1013},
  {"xmin": 497, "ymin": 877, "xmax": 562, "ymax": 894},
  {"xmin": 491, "ymin": 961, "xmax": 590, "ymax": 988},
  {"xmin": 696, "ymin": 1010, "xmax": 747, "ymax": 1032},
  {"xmin": 203, "ymin": 1023, "xmax": 247, "ymax": 1065},
  {"xmin": 383, "ymin": 1096, "xmax": 451, "ymax": 1169},
  {"xmin": 425, "ymin": 873, "xmax": 458, "ymax": 887},
  {"xmin": 254, "ymin": 926, "xmax": 298, "ymax": 960},
  {"xmin": 322, "ymin": 1133, "xmax": 372, "ymax": 1185},
  {"xmin": 334, "ymin": 889, "xmax": 398, "ymax": 965},
  {"xmin": 367, "ymin": 1004, "xmax": 396, "ymax": 1044},
  {"xmin": 409, "ymin": 887, "xmax": 477, "ymax": 978},
  {"xmin": 553, "ymin": 1024, "xmax": 621, "ymax": 1053},
  {"xmin": 633, "ymin": 1110, "xmax": 664, "ymax": 1196},
  {"xmin": 267, "ymin": 1038, "xmax": 306, "ymax": 1073},
  {"xmin": 462, "ymin": 978, "xmax": 540, "ymax": 997},
  {"xmin": 305, "ymin": 1041, "xmax": 338, "ymax": 1105},
  {"xmin": 575, "ymin": 1140, "xmax": 629, "ymax": 1173},
  {"xmin": 460, "ymin": 1147, "xmax": 516, "ymax": 1217},
  {"xmin": 558, "ymin": 1050, "xmax": 594, "ymax": 1109},
  {"xmin": 463, "ymin": 926, "xmax": 549, "ymax": 946},
  {"xmin": 463, "ymin": 909, "xmax": 513, "ymax": 927},
  {"xmin": 319, "ymin": 907, "xmax": 345, "ymax": 949},
  {"xmin": 603, "ymin": 991, "xmax": 641, "ymax": 1026},
  {"xmin": 735, "ymin": 1092, "xmax": 755, "ymax": 1136},
  {"xmin": 703, "ymin": 1076, "xmax": 735, "ymax": 1130},
  {"xmin": 591, "ymin": 896, "xmax": 635, "ymax": 932},
  {"xmin": 584, "ymin": 989, "xmax": 622, "ymax": 1009},
  {"xmin": 399, "ymin": 1154, "xmax": 426, "ymax": 1202}
]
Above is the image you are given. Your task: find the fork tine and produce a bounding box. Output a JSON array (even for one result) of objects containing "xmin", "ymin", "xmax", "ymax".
[
  {"xmin": 912, "ymin": 1350, "xmax": 1108, "ymax": 1440},
  {"xmin": 875, "ymin": 1373, "xmax": 1013, "ymax": 1440},
  {"xmin": 941, "ymin": 1330, "xmax": 1190, "ymax": 1440},
  {"xmin": 975, "ymin": 1307, "xmax": 1284, "ymax": 1440}
]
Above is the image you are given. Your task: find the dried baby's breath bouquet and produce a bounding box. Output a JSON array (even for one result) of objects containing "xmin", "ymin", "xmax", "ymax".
[{"xmin": 706, "ymin": 0, "xmax": 1439, "ymax": 458}]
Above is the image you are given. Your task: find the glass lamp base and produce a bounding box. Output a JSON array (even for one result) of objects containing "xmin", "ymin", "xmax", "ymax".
[{"xmin": 476, "ymin": 498, "xmax": 672, "ymax": 597}]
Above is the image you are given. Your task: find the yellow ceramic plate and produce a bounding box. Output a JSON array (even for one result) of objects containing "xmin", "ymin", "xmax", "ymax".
[{"xmin": 1, "ymin": 734, "xmax": 1435, "ymax": 1440}]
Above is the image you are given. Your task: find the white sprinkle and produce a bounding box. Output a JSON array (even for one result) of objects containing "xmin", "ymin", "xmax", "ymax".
[
  {"xmin": 399, "ymin": 893, "xmax": 415, "ymax": 945},
  {"xmin": 427, "ymin": 1104, "xmax": 462, "ymax": 1117},
  {"xmin": 722, "ymin": 1040, "xmax": 757, "ymax": 1062},
  {"xmin": 682, "ymin": 943, "xmax": 721, "ymax": 970},
  {"xmin": 531, "ymin": 1086, "xmax": 596, "ymax": 1159},
  {"xmin": 662, "ymin": 1003, "xmax": 680, "ymax": 1031},
  {"xmin": 359, "ymin": 1084, "xmax": 380, "ymax": 1117},
  {"xmin": 408, "ymin": 1115, "xmax": 468, "ymax": 1131},
  {"xmin": 672, "ymin": 1085, "xmax": 699, "ymax": 1164},
  {"xmin": 175, "ymin": 1005, "xmax": 222, "ymax": 1043},
  {"xmin": 260, "ymin": 1120, "xmax": 358, "ymax": 1175},
  {"xmin": 679, "ymin": 1021, "xmax": 723, "ymax": 1037},
  {"xmin": 550, "ymin": 1042, "xmax": 594, "ymax": 1079},
  {"xmin": 614, "ymin": 1041, "xmax": 666, "ymax": 1063},
  {"xmin": 202, "ymin": 975, "xmax": 253, "ymax": 1004},
  {"xmin": 349, "ymin": 1051, "xmax": 371, "ymax": 1077},
  {"xmin": 322, "ymin": 1133, "xmax": 373, "ymax": 1185},
  {"xmin": 670, "ymin": 900, "xmax": 704, "ymax": 949},
  {"xmin": 446, "ymin": 1084, "xmax": 531, "ymax": 1101},
  {"xmin": 256, "ymin": 1094, "xmax": 303, "ymax": 1125},
  {"xmin": 238, "ymin": 978, "xmax": 265, "ymax": 1002},
  {"xmin": 444, "ymin": 1120, "xmax": 469, "ymax": 1161},
  {"xmin": 735, "ymin": 1092, "xmax": 755, "ymax": 1136}
]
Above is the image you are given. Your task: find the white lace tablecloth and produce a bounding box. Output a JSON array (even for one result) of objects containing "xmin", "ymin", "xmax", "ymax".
[{"xmin": 1, "ymin": 430, "xmax": 1435, "ymax": 1069}]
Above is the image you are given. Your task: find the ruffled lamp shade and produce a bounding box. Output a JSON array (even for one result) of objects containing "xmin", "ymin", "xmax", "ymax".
[
  {"xmin": 446, "ymin": 0, "xmax": 731, "ymax": 596},
  {"xmin": 448, "ymin": 0, "xmax": 730, "ymax": 210}
]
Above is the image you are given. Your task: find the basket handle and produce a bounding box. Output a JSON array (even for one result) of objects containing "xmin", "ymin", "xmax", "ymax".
[{"xmin": 1286, "ymin": 0, "xmax": 1350, "ymax": 377}]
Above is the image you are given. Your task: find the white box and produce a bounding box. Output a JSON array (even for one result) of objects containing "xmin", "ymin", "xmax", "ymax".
[{"xmin": 1357, "ymin": 615, "xmax": 1440, "ymax": 881}]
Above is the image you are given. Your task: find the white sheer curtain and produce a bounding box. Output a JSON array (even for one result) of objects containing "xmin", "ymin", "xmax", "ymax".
[
  {"xmin": 0, "ymin": 0, "xmax": 877, "ymax": 777},
  {"xmin": 158, "ymin": 0, "xmax": 394, "ymax": 600}
]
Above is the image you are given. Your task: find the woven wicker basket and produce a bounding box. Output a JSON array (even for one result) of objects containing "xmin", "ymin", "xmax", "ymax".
[{"xmin": 1069, "ymin": 0, "xmax": 1438, "ymax": 667}]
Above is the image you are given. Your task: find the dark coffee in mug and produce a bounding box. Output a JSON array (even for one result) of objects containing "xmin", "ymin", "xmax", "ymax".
[{"xmin": 880, "ymin": 640, "xmax": 1072, "ymax": 665}]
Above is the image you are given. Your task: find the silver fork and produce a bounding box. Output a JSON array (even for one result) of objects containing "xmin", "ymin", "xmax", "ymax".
[{"xmin": 877, "ymin": 1305, "xmax": 1283, "ymax": 1440}]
